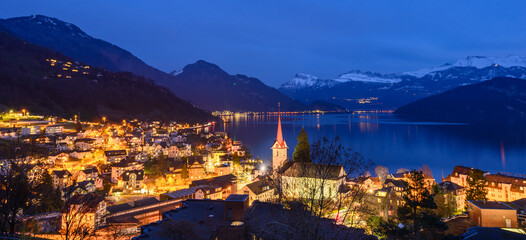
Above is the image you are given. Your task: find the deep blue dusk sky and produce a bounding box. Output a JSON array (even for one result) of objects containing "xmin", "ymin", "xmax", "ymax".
[{"xmin": 1, "ymin": 1, "xmax": 526, "ymax": 87}]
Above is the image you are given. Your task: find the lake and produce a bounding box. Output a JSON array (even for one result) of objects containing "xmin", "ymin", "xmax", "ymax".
[{"xmin": 217, "ymin": 112, "xmax": 526, "ymax": 178}]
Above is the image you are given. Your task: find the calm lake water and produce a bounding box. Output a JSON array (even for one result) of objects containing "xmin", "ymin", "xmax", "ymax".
[{"xmin": 217, "ymin": 112, "xmax": 526, "ymax": 178}]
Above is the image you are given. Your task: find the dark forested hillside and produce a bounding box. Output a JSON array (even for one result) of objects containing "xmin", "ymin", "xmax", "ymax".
[
  {"xmin": 395, "ymin": 77, "xmax": 526, "ymax": 125},
  {"xmin": 0, "ymin": 29, "xmax": 214, "ymax": 123}
]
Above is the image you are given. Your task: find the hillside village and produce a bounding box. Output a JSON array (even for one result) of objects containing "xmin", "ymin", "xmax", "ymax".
[{"xmin": 2, "ymin": 109, "xmax": 526, "ymax": 239}]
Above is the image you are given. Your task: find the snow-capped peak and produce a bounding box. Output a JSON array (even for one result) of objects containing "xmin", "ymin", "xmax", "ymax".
[
  {"xmin": 405, "ymin": 56, "xmax": 526, "ymax": 78},
  {"xmin": 281, "ymin": 73, "xmax": 320, "ymax": 88},
  {"xmin": 335, "ymin": 70, "xmax": 402, "ymax": 84}
]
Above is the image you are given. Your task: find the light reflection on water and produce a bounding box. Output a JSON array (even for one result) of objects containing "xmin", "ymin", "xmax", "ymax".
[{"xmin": 218, "ymin": 113, "xmax": 526, "ymax": 177}]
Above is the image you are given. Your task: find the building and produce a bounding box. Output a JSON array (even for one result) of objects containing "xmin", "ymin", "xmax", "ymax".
[
  {"xmin": 119, "ymin": 170, "xmax": 145, "ymax": 193},
  {"xmin": 186, "ymin": 156, "xmax": 206, "ymax": 180},
  {"xmin": 371, "ymin": 179, "xmax": 406, "ymax": 220},
  {"xmin": 190, "ymin": 174, "xmax": 238, "ymax": 199},
  {"xmin": 135, "ymin": 195, "xmax": 250, "ymax": 240},
  {"xmin": 52, "ymin": 170, "xmax": 73, "ymax": 189},
  {"xmin": 279, "ymin": 161, "xmax": 347, "ymax": 200},
  {"xmin": 467, "ymin": 200, "xmax": 518, "ymax": 228},
  {"xmin": 45, "ymin": 125, "xmax": 63, "ymax": 135},
  {"xmin": 74, "ymin": 138, "xmax": 95, "ymax": 151},
  {"xmin": 111, "ymin": 160, "xmax": 143, "ymax": 183},
  {"xmin": 106, "ymin": 197, "xmax": 183, "ymax": 233},
  {"xmin": 77, "ymin": 167, "xmax": 99, "ymax": 182},
  {"xmin": 271, "ymin": 109, "xmax": 288, "ymax": 172},
  {"xmin": 104, "ymin": 150, "xmax": 127, "ymax": 164},
  {"xmin": 61, "ymin": 193, "xmax": 106, "ymax": 233},
  {"xmin": 445, "ymin": 165, "xmax": 526, "ymax": 202},
  {"xmin": 160, "ymin": 185, "xmax": 223, "ymax": 202},
  {"xmin": 438, "ymin": 181, "xmax": 466, "ymax": 212},
  {"xmin": 240, "ymin": 176, "xmax": 276, "ymax": 205},
  {"xmin": 20, "ymin": 126, "xmax": 41, "ymax": 135}
]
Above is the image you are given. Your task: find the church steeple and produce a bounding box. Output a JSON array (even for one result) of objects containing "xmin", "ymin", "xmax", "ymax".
[
  {"xmin": 276, "ymin": 103, "xmax": 284, "ymax": 147},
  {"xmin": 271, "ymin": 103, "xmax": 288, "ymax": 172}
]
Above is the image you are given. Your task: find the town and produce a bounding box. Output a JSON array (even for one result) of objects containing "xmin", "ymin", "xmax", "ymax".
[{"xmin": 1, "ymin": 109, "xmax": 526, "ymax": 239}]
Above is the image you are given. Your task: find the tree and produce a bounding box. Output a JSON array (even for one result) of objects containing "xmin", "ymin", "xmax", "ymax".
[
  {"xmin": 60, "ymin": 192, "xmax": 104, "ymax": 240},
  {"xmin": 433, "ymin": 185, "xmax": 456, "ymax": 218},
  {"xmin": 0, "ymin": 140, "xmax": 47, "ymax": 235},
  {"xmin": 292, "ymin": 128, "xmax": 310, "ymax": 162},
  {"xmin": 231, "ymin": 153, "xmax": 240, "ymax": 167},
  {"xmin": 395, "ymin": 170, "xmax": 447, "ymax": 240},
  {"xmin": 275, "ymin": 137, "xmax": 374, "ymax": 239},
  {"xmin": 375, "ymin": 165, "xmax": 389, "ymax": 184},
  {"xmin": 181, "ymin": 163, "xmax": 189, "ymax": 180},
  {"xmin": 36, "ymin": 172, "xmax": 64, "ymax": 213},
  {"xmin": 466, "ymin": 168, "xmax": 487, "ymax": 202}
]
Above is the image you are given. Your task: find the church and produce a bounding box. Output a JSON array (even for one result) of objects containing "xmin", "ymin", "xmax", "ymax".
[{"xmin": 270, "ymin": 108, "xmax": 347, "ymax": 201}]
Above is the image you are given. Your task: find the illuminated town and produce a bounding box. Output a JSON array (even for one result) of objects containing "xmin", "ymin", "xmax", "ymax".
[{"xmin": 2, "ymin": 2, "xmax": 526, "ymax": 240}]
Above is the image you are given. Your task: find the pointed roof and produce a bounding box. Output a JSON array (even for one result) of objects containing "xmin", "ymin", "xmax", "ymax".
[{"xmin": 273, "ymin": 103, "xmax": 286, "ymax": 148}]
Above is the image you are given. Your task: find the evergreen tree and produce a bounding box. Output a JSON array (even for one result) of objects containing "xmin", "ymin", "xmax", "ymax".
[
  {"xmin": 466, "ymin": 168, "xmax": 488, "ymax": 202},
  {"xmin": 292, "ymin": 128, "xmax": 310, "ymax": 162},
  {"xmin": 36, "ymin": 172, "xmax": 63, "ymax": 213},
  {"xmin": 181, "ymin": 163, "xmax": 189, "ymax": 180},
  {"xmin": 232, "ymin": 153, "xmax": 240, "ymax": 166},
  {"xmin": 395, "ymin": 170, "xmax": 447, "ymax": 239}
]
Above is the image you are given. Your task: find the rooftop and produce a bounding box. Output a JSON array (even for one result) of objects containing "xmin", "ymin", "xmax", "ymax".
[{"xmin": 468, "ymin": 200, "xmax": 516, "ymax": 210}]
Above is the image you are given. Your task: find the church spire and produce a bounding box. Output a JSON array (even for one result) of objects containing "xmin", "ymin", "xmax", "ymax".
[{"xmin": 276, "ymin": 103, "xmax": 284, "ymax": 146}]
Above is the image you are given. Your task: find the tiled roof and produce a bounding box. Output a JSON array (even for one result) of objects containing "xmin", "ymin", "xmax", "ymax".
[{"xmin": 280, "ymin": 161, "xmax": 345, "ymax": 180}]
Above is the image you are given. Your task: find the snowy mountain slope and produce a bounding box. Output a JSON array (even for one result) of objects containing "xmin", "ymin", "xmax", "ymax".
[
  {"xmin": 405, "ymin": 56, "xmax": 526, "ymax": 78},
  {"xmin": 279, "ymin": 56, "xmax": 526, "ymax": 110}
]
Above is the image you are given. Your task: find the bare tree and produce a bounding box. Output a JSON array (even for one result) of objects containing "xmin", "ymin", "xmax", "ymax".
[
  {"xmin": 273, "ymin": 137, "xmax": 374, "ymax": 239},
  {"xmin": 375, "ymin": 165, "xmax": 389, "ymax": 184},
  {"xmin": 60, "ymin": 192, "xmax": 105, "ymax": 240},
  {"xmin": 0, "ymin": 139, "xmax": 47, "ymax": 235}
]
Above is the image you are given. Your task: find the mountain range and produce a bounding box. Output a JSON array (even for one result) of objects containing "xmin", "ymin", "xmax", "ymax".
[
  {"xmin": 395, "ymin": 77, "xmax": 526, "ymax": 125},
  {"xmin": 0, "ymin": 15, "xmax": 342, "ymax": 113},
  {"xmin": 280, "ymin": 56, "xmax": 526, "ymax": 109},
  {"xmin": 0, "ymin": 25, "xmax": 213, "ymax": 122}
]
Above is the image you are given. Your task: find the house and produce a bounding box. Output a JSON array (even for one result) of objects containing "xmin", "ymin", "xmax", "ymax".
[
  {"xmin": 111, "ymin": 160, "xmax": 143, "ymax": 183},
  {"xmin": 190, "ymin": 174, "xmax": 238, "ymax": 199},
  {"xmin": 70, "ymin": 150, "xmax": 91, "ymax": 160},
  {"xmin": 240, "ymin": 176, "xmax": 275, "ymax": 205},
  {"xmin": 167, "ymin": 145, "xmax": 180, "ymax": 159},
  {"xmin": 104, "ymin": 150, "xmax": 127, "ymax": 164},
  {"xmin": 279, "ymin": 161, "xmax": 347, "ymax": 200},
  {"xmin": 52, "ymin": 170, "xmax": 73, "ymax": 189},
  {"xmin": 74, "ymin": 138, "xmax": 95, "ymax": 151},
  {"xmin": 45, "ymin": 125, "xmax": 64, "ymax": 135},
  {"xmin": 371, "ymin": 179, "xmax": 406, "ymax": 220},
  {"xmin": 61, "ymin": 193, "xmax": 106, "ymax": 233},
  {"xmin": 438, "ymin": 181, "xmax": 466, "ymax": 212},
  {"xmin": 65, "ymin": 180, "xmax": 96, "ymax": 195},
  {"xmin": 119, "ymin": 170, "xmax": 145, "ymax": 194},
  {"xmin": 77, "ymin": 167, "xmax": 99, "ymax": 182},
  {"xmin": 186, "ymin": 156, "xmax": 206, "ymax": 180},
  {"xmin": 55, "ymin": 142, "xmax": 70, "ymax": 152},
  {"xmin": 467, "ymin": 200, "xmax": 518, "ymax": 228}
]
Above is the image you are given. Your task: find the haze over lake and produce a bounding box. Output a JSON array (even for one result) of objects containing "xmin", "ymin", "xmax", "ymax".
[{"xmin": 218, "ymin": 112, "xmax": 526, "ymax": 177}]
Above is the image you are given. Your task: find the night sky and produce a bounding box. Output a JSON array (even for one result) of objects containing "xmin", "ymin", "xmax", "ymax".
[{"xmin": 1, "ymin": 1, "xmax": 526, "ymax": 87}]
